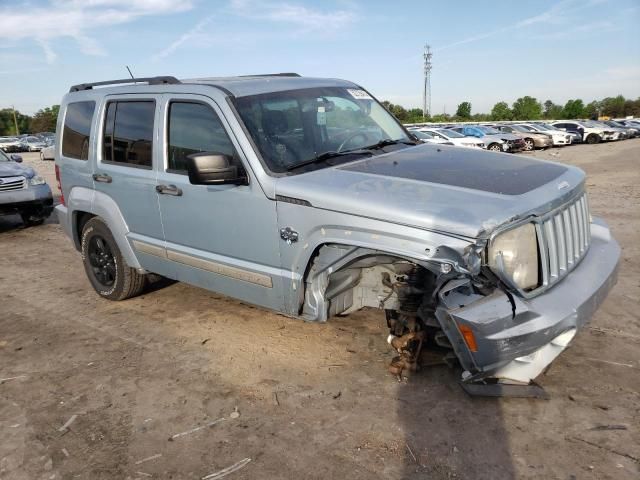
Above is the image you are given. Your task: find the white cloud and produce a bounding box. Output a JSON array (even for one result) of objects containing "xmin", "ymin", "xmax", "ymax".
[
  {"xmin": 0, "ymin": 0, "xmax": 194, "ymax": 63},
  {"xmin": 229, "ymin": 0, "xmax": 356, "ymax": 31},
  {"xmin": 154, "ymin": 1, "xmax": 358, "ymax": 60}
]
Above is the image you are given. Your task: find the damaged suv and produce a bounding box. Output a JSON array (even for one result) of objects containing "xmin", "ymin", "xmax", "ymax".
[{"xmin": 54, "ymin": 75, "xmax": 620, "ymax": 394}]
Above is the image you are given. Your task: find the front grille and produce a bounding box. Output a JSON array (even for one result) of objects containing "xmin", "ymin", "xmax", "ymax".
[
  {"xmin": 537, "ymin": 193, "xmax": 591, "ymax": 288},
  {"xmin": 0, "ymin": 176, "xmax": 26, "ymax": 192}
]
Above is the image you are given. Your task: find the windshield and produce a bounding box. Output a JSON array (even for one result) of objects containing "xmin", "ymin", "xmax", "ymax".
[
  {"xmin": 477, "ymin": 126, "xmax": 501, "ymax": 135},
  {"xmin": 517, "ymin": 124, "xmax": 536, "ymax": 132},
  {"xmin": 510, "ymin": 125, "xmax": 529, "ymax": 133},
  {"xmin": 414, "ymin": 131, "xmax": 434, "ymax": 139},
  {"xmin": 234, "ymin": 87, "xmax": 411, "ymax": 173},
  {"xmin": 0, "ymin": 149, "xmax": 10, "ymax": 162},
  {"xmin": 535, "ymin": 123, "xmax": 555, "ymax": 130},
  {"xmin": 437, "ymin": 128, "xmax": 464, "ymax": 138}
]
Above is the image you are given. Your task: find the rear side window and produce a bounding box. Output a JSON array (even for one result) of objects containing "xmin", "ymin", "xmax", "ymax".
[
  {"xmin": 62, "ymin": 101, "xmax": 95, "ymax": 160},
  {"xmin": 103, "ymin": 101, "xmax": 155, "ymax": 169},
  {"xmin": 167, "ymin": 102, "xmax": 238, "ymax": 173}
]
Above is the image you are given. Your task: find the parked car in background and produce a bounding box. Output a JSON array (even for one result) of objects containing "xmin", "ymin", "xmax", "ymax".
[
  {"xmin": 614, "ymin": 119, "xmax": 640, "ymax": 130},
  {"xmin": 584, "ymin": 120, "xmax": 624, "ymax": 140},
  {"xmin": 551, "ymin": 120, "xmax": 616, "ymax": 144},
  {"xmin": 593, "ymin": 121, "xmax": 631, "ymax": 139},
  {"xmin": 0, "ymin": 147, "xmax": 53, "ymax": 226},
  {"xmin": 448, "ymin": 125, "xmax": 514, "ymax": 152},
  {"xmin": 40, "ymin": 144, "xmax": 55, "ymax": 161},
  {"xmin": 491, "ymin": 124, "xmax": 553, "ymax": 151},
  {"xmin": 0, "ymin": 136, "xmax": 24, "ymax": 152},
  {"xmin": 20, "ymin": 136, "xmax": 48, "ymax": 152},
  {"xmin": 418, "ymin": 128, "xmax": 485, "ymax": 149},
  {"xmin": 411, "ymin": 130, "xmax": 454, "ymax": 145},
  {"xmin": 516, "ymin": 123, "xmax": 573, "ymax": 146},
  {"xmin": 53, "ymin": 74, "xmax": 620, "ymax": 390}
]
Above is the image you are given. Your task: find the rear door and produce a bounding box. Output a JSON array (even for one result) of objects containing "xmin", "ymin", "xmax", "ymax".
[
  {"xmin": 93, "ymin": 95, "xmax": 169, "ymax": 275},
  {"xmin": 154, "ymin": 94, "xmax": 284, "ymax": 311}
]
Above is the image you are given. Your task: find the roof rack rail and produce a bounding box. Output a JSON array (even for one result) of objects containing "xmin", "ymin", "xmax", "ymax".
[
  {"xmin": 238, "ymin": 73, "xmax": 301, "ymax": 78},
  {"xmin": 69, "ymin": 76, "xmax": 181, "ymax": 93}
]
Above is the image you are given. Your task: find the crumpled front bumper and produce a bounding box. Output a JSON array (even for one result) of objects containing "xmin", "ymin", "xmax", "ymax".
[{"xmin": 436, "ymin": 217, "xmax": 620, "ymax": 383}]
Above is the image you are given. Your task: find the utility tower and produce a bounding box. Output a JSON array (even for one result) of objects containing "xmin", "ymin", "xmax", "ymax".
[{"xmin": 422, "ymin": 44, "xmax": 433, "ymax": 119}]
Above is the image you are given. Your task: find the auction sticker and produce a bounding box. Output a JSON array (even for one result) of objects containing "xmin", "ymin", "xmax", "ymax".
[{"xmin": 347, "ymin": 89, "xmax": 373, "ymax": 100}]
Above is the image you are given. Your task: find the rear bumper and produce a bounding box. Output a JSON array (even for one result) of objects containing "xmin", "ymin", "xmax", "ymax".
[
  {"xmin": 436, "ymin": 217, "xmax": 620, "ymax": 383},
  {"xmin": 0, "ymin": 184, "xmax": 54, "ymax": 216},
  {"xmin": 55, "ymin": 204, "xmax": 72, "ymax": 239}
]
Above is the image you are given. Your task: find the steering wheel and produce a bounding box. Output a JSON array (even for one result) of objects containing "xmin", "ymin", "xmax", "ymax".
[{"xmin": 337, "ymin": 131, "xmax": 369, "ymax": 152}]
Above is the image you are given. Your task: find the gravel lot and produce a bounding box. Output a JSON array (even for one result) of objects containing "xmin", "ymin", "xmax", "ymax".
[{"xmin": 1, "ymin": 140, "xmax": 639, "ymax": 480}]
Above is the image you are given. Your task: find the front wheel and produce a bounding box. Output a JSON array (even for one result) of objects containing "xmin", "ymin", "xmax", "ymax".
[
  {"xmin": 586, "ymin": 134, "xmax": 600, "ymax": 144},
  {"xmin": 488, "ymin": 143, "xmax": 502, "ymax": 152},
  {"xmin": 81, "ymin": 217, "xmax": 146, "ymax": 300},
  {"xmin": 523, "ymin": 138, "xmax": 535, "ymax": 151}
]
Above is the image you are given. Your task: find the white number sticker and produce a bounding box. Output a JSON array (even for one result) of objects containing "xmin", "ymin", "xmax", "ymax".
[{"xmin": 347, "ymin": 89, "xmax": 373, "ymax": 100}]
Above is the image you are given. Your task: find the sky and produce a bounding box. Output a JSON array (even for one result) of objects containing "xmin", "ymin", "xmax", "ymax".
[{"xmin": 0, "ymin": 0, "xmax": 639, "ymax": 115}]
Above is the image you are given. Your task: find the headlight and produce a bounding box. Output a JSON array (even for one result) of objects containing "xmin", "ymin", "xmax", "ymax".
[
  {"xmin": 488, "ymin": 223, "xmax": 539, "ymax": 290},
  {"xmin": 29, "ymin": 175, "xmax": 46, "ymax": 186}
]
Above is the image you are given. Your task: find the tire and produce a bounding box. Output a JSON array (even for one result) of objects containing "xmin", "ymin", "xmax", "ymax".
[
  {"xmin": 488, "ymin": 143, "xmax": 502, "ymax": 152},
  {"xmin": 523, "ymin": 138, "xmax": 535, "ymax": 151},
  {"xmin": 20, "ymin": 213, "xmax": 45, "ymax": 227},
  {"xmin": 586, "ymin": 134, "xmax": 600, "ymax": 145},
  {"xmin": 81, "ymin": 217, "xmax": 146, "ymax": 300}
]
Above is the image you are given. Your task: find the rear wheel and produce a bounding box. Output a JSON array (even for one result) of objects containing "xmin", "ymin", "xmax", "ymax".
[
  {"xmin": 81, "ymin": 217, "xmax": 146, "ymax": 300},
  {"xmin": 586, "ymin": 133, "xmax": 600, "ymax": 144},
  {"xmin": 523, "ymin": 138, "xmax": 535, "ymax": 151},
  {"xmin": 488, "ymin": 143, "xmax": 502, "ymax": 152}
]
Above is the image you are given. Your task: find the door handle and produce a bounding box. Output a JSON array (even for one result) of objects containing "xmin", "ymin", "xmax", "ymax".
[
  {"xmin": 92, "ymin": 173, "xmax": 112, "ymax": 183},
  {"xmin": 155, "ymin": 184, "xmax": 183, "ymax": 196}
]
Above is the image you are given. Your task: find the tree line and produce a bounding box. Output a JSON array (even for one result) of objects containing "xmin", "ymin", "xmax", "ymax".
[
  {"xmin": 2, "ymin": 94, "xmax": 639, "ymax": 136},
  {"xmin": 382, "ymin": 94, "xmax": 640, "ymax": 124},
  {"xmin": 0, "ymin": 106, "xmax": 59, "ymax": 136}
]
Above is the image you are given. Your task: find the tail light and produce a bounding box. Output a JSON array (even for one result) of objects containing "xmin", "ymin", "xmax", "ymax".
[{"xmin": 55, "ymin": 163, "xmax": 65, "ymax": 206}]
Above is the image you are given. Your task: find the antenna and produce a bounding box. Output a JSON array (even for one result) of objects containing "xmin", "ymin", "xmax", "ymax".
[
  {"xmin": 126, "ymin": 66, "xmax": 135, "ymax": 80},
  {"xmin": 422, "ymin": 44, "xmax": 433, "ymax": 119}
]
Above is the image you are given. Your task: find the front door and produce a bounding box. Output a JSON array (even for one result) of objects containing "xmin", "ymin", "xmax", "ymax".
[{"xmin": 155, "ymin": 94, "xmax": 284, "ymax": 311}]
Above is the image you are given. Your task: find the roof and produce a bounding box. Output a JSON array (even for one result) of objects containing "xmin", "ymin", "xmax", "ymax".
[{"xmin": 69, "ymin": 74, "xmax": 359, "ymax": 98}]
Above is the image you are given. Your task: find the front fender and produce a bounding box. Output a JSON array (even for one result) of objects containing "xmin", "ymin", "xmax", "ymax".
[{"xmin": 276, "ymin": 201, "xmax": 479, "ymax": 317}]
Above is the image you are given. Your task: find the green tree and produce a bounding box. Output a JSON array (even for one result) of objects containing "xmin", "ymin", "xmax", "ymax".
[
  {"xmin": 600, "ymin": 95, "xmax": 626, "ymax": 118},
  {"xmin": 0, "ymin": 108, "xmax": 31, "ymax": 135},
  {"xmin": 491, "ymin": 101, "xmax": 512, "ymax": 121},
  {"xmin": 583, "ymin": 101, "xmax": 601, "ymax": 120},
  {"xmin": 512, "ymin": 96, "xmax": 542, "ymax": 120},
  {"xmin": 29, "ymin": 105, "xmax": 60, "ymax": 133},
  {"xmin": 543, "ymin": 100, "xmax": 563, "ymax": 119},
  {"xmin": 562, "ymin": 99, "xmax": 585, "ymax": 119},
  {"xmin": 455, "ymin": 101, "xmax": 472, "ymax": 119},
  {"xmin": 623, "ymin": 98, "xmax": 640, "ymax": 117}
]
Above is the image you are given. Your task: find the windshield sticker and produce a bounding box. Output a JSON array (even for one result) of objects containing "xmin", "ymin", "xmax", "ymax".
[
  {"xmin": 347, "ymin": 89, "xmax": 373, "ymax": 100},
  {"xmin": 316, "ymin": 106, "xmax": 326, "ymax": 126}
]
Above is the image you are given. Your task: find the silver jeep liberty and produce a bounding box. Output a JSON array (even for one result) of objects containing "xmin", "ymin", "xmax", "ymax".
[{"xmin": 54, "ymin": 74, "xmax": 620, "ymax": 394}]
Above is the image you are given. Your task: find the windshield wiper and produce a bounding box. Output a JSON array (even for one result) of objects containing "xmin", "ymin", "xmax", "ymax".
[
  {"xmin": 363, "ymin": 138, "xmax": 418, "ymax": 150},
  {"xmin": 285, "ymin": 149, "xmax": 373, "ymax": 172}
]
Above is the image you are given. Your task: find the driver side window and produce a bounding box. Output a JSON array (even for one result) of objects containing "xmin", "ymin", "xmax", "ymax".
[{"xmin": 167, "ymin": 102, "xmax": 240, "ymax": 173}]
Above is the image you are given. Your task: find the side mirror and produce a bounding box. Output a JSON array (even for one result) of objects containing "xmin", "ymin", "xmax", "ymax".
[
  {"xmin": 10, "ymin": 154, "xmax": 23, "ymax": 163},
  {"xmin": 186, "ymin": 153, "xmax": 246, "ymax": 185}
]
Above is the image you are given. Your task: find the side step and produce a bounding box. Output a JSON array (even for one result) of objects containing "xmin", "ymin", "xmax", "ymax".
[{"xmin": 460, "ymin": 381, "xmax": 549, "ymax": 399}]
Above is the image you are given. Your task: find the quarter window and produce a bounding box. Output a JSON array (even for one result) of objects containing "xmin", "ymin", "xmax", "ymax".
[
  {"xmin": 167, "ymin": 102, "xmax": 238, "ymax": 173},
  {"xmin": 62, "ymin": 101, "xmax": 95, "ymax": 160},
  {"xmin": 103, "ymin": 101, "xmax": 155, "ymax": 168}
]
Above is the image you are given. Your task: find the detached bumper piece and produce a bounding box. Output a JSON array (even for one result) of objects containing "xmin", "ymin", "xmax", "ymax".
[{"xmin": 435, "ymin": 218, "xmax": 620, "ymax": 397}]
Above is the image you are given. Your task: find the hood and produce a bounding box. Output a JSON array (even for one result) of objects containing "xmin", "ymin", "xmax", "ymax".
[
  {"xmin": 0, "ymin": 161, "xmax": 34, "ymax": 178},
  {"xmin": 275, "ymin": 144, "xmax": 585, "ymax": 238}
]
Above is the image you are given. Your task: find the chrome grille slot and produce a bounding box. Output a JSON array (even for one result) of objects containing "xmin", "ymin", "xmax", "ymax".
[
  {"xmin": 0, "ymin": 176, "xmax": 26, "ymax": 192},
  {"xmin": 539, "ymin": 193, "xmax": 591, "ymax": 287}
]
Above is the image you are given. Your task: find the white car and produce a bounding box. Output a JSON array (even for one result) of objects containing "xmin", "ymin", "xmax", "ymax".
[
  {"xmin": 517, "ymin": 123, "xmax": 572, "ymax": 146},
  {"xmin": 40, "ymin": 144, "xmax": 55, "ymax": 161},
  {"xmin": 411, "ymin": 130, "xmax": 454, "ymax": 145},
  {"xmin": 417, "ymin": 128, "xmax": 485, "ymax": 149},
  {"xmin": 551, "ymin": 121, "xmax": 617, "ymax": 144}
]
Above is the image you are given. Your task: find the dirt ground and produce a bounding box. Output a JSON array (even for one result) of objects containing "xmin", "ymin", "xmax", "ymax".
[{"xmin": 1, "ymin": 140, "xmax": 639, "ymax": 480}]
